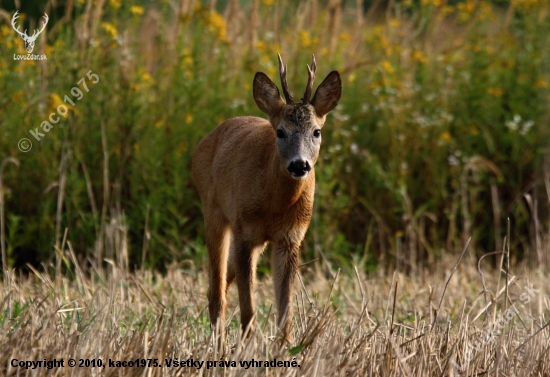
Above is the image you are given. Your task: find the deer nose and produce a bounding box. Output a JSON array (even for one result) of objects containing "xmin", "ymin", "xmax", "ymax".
[{"xmin": 287, "ymin": 159, "xmax": 311, "ymax": 178}]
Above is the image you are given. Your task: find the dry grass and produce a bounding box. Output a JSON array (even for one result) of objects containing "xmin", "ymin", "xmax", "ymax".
[{"xmin": 1, "ymin": 244, "xmax": 549, "ymax": 376}]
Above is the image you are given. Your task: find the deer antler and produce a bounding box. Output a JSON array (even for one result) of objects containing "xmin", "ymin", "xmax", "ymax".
[
  {"xmin": 30, "ymin": 13, "xmax": 49, "ymax": 39},
  {"xmin": 278, "ymin": 54, "xmax": 294, "ymax": 105},
  {"xmin": 11, "ymin": 11, "xmax": 28, "ymax": 39},
  {"xmin": 302, "ymin": 55, "xmax": 316, "ymax": 105}
]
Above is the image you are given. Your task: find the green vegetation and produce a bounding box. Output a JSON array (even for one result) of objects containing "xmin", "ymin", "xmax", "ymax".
[{"xmin": 0, "ymin": 0, "xmax": 549, "ymax": 272}]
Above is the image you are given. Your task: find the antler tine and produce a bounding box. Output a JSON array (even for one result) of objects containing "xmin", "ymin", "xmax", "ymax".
[
  {"xmin": 11, "ymin": 11, "xmax": 27, "ymax": 38},
  {"xmin": 302, "ymin": 54, "xmax": 316, "ymax": 105},
  {"xmin": 32, "ymin": 13, "xmax": 49, "ymax": 38},
  {"xmin": 278, "ymin": 53, "xmax": 294, "ymax": 104}
]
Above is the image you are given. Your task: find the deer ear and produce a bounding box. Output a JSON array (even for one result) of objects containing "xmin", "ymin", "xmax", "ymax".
[
  {"xmin": 311, "ymin": 71, "xmax": 341, "ymax": 117},
  {"xmin": 253, "ymin": 72, "xmax": 285, "ymax": 118}
]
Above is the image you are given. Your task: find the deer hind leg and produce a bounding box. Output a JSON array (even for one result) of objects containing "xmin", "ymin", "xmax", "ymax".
[
  {"xmin": 226, "ymin": 238, "xmax": 236, "ymax": 295},
  {"xmin": 272, "ymin": 239, "xmax": 299, "ymax": 342},
  {"xmin": 204, "ymin": 208, "xmax": 231, "ymax": 332}
]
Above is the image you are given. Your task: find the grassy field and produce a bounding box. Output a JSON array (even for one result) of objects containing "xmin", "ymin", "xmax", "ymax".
[{"xmin": 1, "ymin": 244, "xmax": 549, "ymax": 376}]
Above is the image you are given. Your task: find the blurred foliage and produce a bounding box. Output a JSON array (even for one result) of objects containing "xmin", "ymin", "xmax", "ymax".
[{"xmin": 0, "ymin": 0, "xmax": 549, "ymax": 273}]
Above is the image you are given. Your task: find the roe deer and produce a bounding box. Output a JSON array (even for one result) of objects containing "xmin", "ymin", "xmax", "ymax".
[{"xmin": 192, "ymin": 54, "xmax": 341, "ymax": 340}]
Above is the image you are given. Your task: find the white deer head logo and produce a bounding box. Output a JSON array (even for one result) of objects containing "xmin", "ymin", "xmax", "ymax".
[{"xmin": 11, "ymin": 11, "xmax": 49, "ymax": 54}]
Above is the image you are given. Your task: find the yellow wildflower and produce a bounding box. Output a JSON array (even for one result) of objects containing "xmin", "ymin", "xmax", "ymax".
[
  {"xmin": 185, "ymin": 113, "xmax": 193, "ymax": 124},
  {"xmin": 441, "ymin": 5, "xmax": 454, "ymax": 15},
  {"xmin": 132, "ymin": 70, "xmax": 153, "ymax": 92},
  {"xmin": 422, "ymin": 0, "xmax": 442, "ymax": 5},
  {"xmin": 141, "ymin": 72, "xmax": 152, "ymax": 83},
  {"xmin": 412, "ymin": 50, "xmax": 427, "ymax": 63},
  {"xmin": 339, "ymin": 32, "xmax": 352, "ymax": 43},
  {"xmin": 109, "ymin": 0, "xmax": 121, "ymax": 9},
  {"xmin": 12, "ymin": 91, "xmax": 24, "ymax": 102},
  {"xmin": 477, "ymin": 1, "xmax": 495, "ymax": 20},
  {"xmin": 22, "ymin": 60, "xmax": 36, "ymax": 68},
  {"xmin": 101, "ymin": 22, "xmax": 118, "ymax": 38},
  {"xmin": 381, "ymin": 60, "xmax": 394, "ymax": 74},
  {"xmin": 512, "ymin": 0, "xmax": 545, "ymax": 12},
  {"xmin": 487, "ymin": 87, "xmax": 504, "ymax": 97},
  {"xmin": 130, "ymin": 6, "xmax": 145, "ymax": 15},
  {"xmin": 54, "ymin": 39, "xmax": 66, "ymax": 49},
  {"xmin": 176, "ymin": 141, "xmax": 186, "ymax": 155},
  {"xmin": 440, "ymin": 132, "xmax": 452, "ymax": 142},
  {"xmin": 0, "ymin": 25, "xmax": 12, "ymax": 38},
  {"xmin": 379, "ymin": 35, "xmax": 390, "ymax": 54},
  {"xmin": 154, "ymin": 120, "xmax": 165, "ymax": 128},
  {"xmin": 50, "ymin": 93, "xmax": 64, "ymax": 111},
  {"xmin": 457, "ymin": 0, "xmax": 476, "ymax": 13},
  {"xmin": 262, "ymin": 0, "xmax": 275, "ymax": 5},
  {"xmin": 49, "ymin": 93, "xmax": 77, "ymax": 118},
  {"xmin": 181, "ymin": 49, "xmax": 191, "ymax": 58},
  {"xmin": 203, "ymin": 11, "xmax": 227, "ymax": 42},
  {"xmin": 535, "ymin": 79, "xmax": 548, "ymax": 88},
  {"xmin": 14, "ymin": 35, "xmax": 24, "ymax": 50},
  {"xmin": 183, "ymin": 56, "xmax": 193, "ymax": 67},
  {"xmin": 299, "ymin": 30, "xmax": 312, "ymax": 48},
  {"xmin": 457, "ymin": 0, "xmax": 476, "ymax": 21},
  {"xmin": 256, "ymin": 40, "xmax": 267, "ymax": 52}
]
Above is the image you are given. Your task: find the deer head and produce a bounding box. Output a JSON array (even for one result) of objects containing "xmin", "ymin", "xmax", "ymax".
[
  {"xmin": 253, "ymin": 54, "xmax": 341, "ymax": 179},
  {"xmin": 11, "ymin": 11, "xmax": 49, "ymax": 54}
]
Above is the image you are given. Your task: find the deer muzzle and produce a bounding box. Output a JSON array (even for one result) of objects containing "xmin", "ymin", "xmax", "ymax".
[{"xmin": 287, "ymin": 159, "xmax": 311, "ymax": 179}]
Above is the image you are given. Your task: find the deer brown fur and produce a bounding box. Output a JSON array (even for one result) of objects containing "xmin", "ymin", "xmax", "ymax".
[{"xmin": 192, "ymin": 55, "xmax": 341, "ymax": 341}]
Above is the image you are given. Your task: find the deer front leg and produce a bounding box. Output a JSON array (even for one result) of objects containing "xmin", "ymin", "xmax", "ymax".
[
  {"xmin": 272, "ymin": 238, "xmax": 299, "ymax": 341},
  {"xmin": 233, "ymin": 235, "xmax": 260, "ymax": 336}
]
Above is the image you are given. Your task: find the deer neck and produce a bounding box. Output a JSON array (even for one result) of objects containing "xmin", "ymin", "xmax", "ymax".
[{"xmin": 268, "ymin": 152, "xmax": 313, "ymax": 209}]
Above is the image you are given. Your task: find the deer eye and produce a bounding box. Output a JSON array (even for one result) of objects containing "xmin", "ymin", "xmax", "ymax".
[
  {"xmin": 276, "ymin": 129, "xmax": 285, "ymax": 139},
  {"xmin": 313, "ymin": 129, "xmax": 321, "ymax": 138}
]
